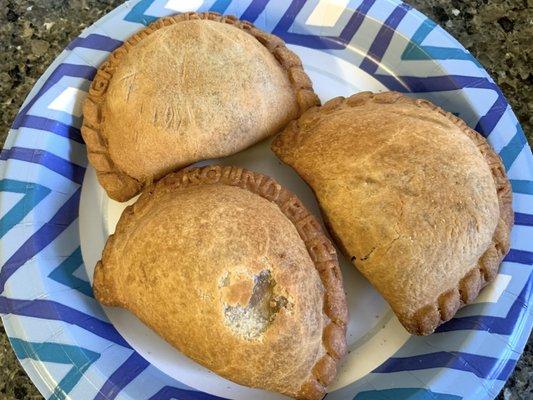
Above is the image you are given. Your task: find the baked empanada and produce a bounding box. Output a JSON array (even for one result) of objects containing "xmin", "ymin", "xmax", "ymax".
[
  {"xmin": 82, "ymin": 12, "xmax": 318, "ymax": 201},
  {"xmin": 272, "ymin": 91, "xmax": 513, "ymax": 335},
  {"xmin": 93, "ymin": 165, "xmax": 347, "ymax": 399}
]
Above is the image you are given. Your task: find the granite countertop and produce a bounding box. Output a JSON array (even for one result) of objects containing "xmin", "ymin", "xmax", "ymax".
[{"xmin": 0, "ymin": 0, "xmax": 531, "ymax": 399}]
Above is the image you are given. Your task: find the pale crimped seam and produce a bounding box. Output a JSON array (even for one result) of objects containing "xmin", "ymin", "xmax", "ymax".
[
  {"xmin": 274, "ymin": 91, "xmax": 514, "ymax": 336},
  {"xmin": 99, "ymin": 165, "xmax": 348, "ymax": 400},
  {"xmin": 81, "ymin": 11, "xmax": 319, "ymax": 202}
]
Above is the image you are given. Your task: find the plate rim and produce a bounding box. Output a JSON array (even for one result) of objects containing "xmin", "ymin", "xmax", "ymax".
[{"xmin": 1, "ymin": 1, "xmax": 532, "ymax": 399}]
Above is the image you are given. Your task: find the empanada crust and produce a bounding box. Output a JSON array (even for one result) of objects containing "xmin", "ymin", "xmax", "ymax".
[
  {"xmin": 272, "ymin": 91, "xmax": 513, "ymax": 335},
  {"xmin": 94, "ymin": 165, "xmax": 347, "ymax": 399}
]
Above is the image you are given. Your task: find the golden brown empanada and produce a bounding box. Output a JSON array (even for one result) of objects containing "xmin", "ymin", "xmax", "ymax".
[
  {"xmin": 82, "ymin": 12, "xmax": 319, "ymax": 201},
  {"xmin": 272, "ymin": 91, "xmax": 513, "ymax": 335},
  {"xmin": 93, "ymin": 165, "xmax": 347, "ymax": 399}
]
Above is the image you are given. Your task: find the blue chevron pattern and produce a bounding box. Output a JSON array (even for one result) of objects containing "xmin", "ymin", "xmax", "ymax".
[
  {"xmin": 0, "ymin": 179, "xmax": 50, "ymax": 239},
  {"xmin": 359, "ymin": 2, "xmax": 412, "ymax": 74},
  {"xmin": 373, "ymin": 351, "xmax": 516, "ymax": 380},
  {"xmin": 0, "ymin": 187, "xmax": 81, "ymax": 292},
  {"xmin": 0, "ymin": 296, "xmax": 129, "ymax": 347},
  {"xmin": 505, "ymin": 249, "xmax": 533, "ymax": 265},
  {"xmin": 124, "ymin": 0, "xmax": 156, "ymax": 24},
  {"xmin": 48, "ymin": 247, "xmax": 93, "ymax": 297},
  {"xmin": 0, "ymin": 1, "xmax": 531, "ymax": 400},
  {"xmin": 1, "ymin": 147, "xmax": 86, "ymax": 184},
  {"xmin": 499, "ymin": 123, "xmax": 528, "ymax": 170},
  {"xmin": 436, "ymin": 276, "xmax": 532, "ymax": 334},
  {"xmin": 240, "ymin": 0, "xmax": 269, "ymax": 22},
  {"xmin": 66, "ymin": 34, "xmax": 122, "ymax": 52},
  {"xmin": 511, "ymin": 179, "xmax": 533, "ymax": 195},
  {"xmin": 10, "ymin": 338, "xmax": 100, "ymax": 400},
  {"xmin": 401, "ymin": 18, "xmax": 482, "ymax": 67},
  {"xmin": 273, "ymin": 0, "xmax": 377, "ymax": 49},
  {"xmin": 148, "ymin": 386, "xmax": 228, "ymax": 400},
  {"xmin": 210, "ymin": 0, "xmax": 232, "ymax": 14},
  {"xmin": 515, "ymin": 213, "xmax": 533, "ymax": 226},
  {"xmin": 354, "ymin": 388, "xmax": 462, "ymax": 400},
  {"xmin": 12, "ymin": 64, "xmax": 95, "ymax": 138},
  {"xmin": 93, "ymin": 352, "xmax": 150, "ymax": 400}
]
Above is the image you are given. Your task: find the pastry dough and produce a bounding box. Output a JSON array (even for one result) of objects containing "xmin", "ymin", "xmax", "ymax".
[
  {"xmin": 272, "ymin": 91, "xmax": 513, "ymax": 335},
  {"xmin": 93, "ymin": 165, "xmax": 347, "ymax": 399},
  {"xmin": 82, "ymin": 12, "xmax": 319, "ymax": 201}
]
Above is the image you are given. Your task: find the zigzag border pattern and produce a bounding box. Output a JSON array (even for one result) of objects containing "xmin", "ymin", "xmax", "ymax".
[
  {"xmin": 48, "ymin": 247, "xmax": 93, "ymax": 298},
  {"xmin": 0, "ymin": 1, "xmax": 531, "ymax": 400},
  {"xmin": 401, "ymin": 18, "xmax": 483, "ymax": 67},
  {"xmin": 9, "ymin": 338, "xmax": 100, "ymax": 400},
  {"xmin": 0, "ymin": 179, "xmax": 51, "ymax": 239}
]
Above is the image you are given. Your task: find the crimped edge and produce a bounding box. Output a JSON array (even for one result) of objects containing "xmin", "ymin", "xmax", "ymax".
[
  {"xmin": 94, "ymin": 165, "xmax": 347, "ymax": 400},
  {"xmin": 272, "ymin": 91, "xmax": 514, "ymax": 336},
  {"xmin": 81, "ymin": 11, "xmax": 319, "ymax": 202}
]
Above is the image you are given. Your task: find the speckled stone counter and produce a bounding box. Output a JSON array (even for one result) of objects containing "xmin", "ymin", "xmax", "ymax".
[{"xmin": 0, "ymin": 1, "xmax": 531, "ymax": 399}]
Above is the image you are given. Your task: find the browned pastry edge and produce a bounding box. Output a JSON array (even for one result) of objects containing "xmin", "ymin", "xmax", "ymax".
[
  {"xmin": 98, "ymin": 165, "xmax": 348, "ymax": 400},
  {"xmin": 272, "ymin": 91, "xmax": 514, "ymax": 336},
  {"xmin": 81, "ymin": 12, "xmax": 320, "ymax": 202}
]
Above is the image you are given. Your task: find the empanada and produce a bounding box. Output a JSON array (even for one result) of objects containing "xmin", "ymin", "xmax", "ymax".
[
  {"xmin": 93, "ymin": 165, "xmax": 347, "ymax": 399},
  {"xmin": 82, "ymin": 12, "xmax": 318, "ymax": 201},
  {"xmin": 272, "ymin": 91, "xmax": 513, "ymax": 335}
]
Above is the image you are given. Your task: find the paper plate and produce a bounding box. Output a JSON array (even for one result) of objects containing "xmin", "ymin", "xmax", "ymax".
[{"xmin": 1, "ymin": 1, "xmax": 532, "ymax": 399}]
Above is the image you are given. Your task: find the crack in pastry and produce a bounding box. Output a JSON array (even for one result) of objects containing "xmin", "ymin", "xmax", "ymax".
[
  {"xmin": 272, "ymin": 91, "xmax": 513, "ymax": 336},
  {"xmin": 93, "ymin": 165, "xmax": 347, "ymax": 399},
  {"xmin": 82, "ymin": 12, "xmax": 319, "ymax": 202}
]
